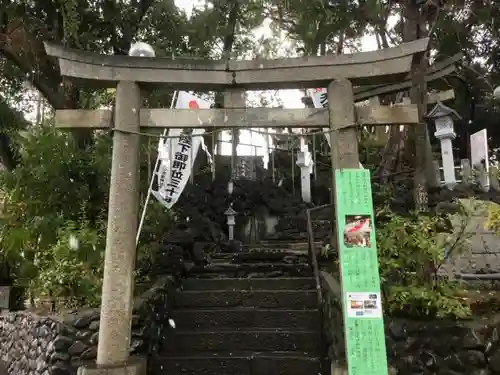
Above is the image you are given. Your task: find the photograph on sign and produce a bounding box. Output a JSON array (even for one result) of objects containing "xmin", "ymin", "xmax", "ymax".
[
  {"xmin": 344, "ymin": 215, "xmax": 372, "ymax": 247},
  {"xmin": 347, "ymin": 292, "xmax": 382, "ymax": 318}
]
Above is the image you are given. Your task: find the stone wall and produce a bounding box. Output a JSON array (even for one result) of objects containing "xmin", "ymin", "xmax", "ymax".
[
  {"xmin": 0, "ymin": 276, "xmax": 176, "ymax": 375},
  {"xmin": 321, "ymin": 271, "xmax": 500, "ymax": 375},
  {"xmin": 449, "ymin": 199, "xmax": 500, "ymax": 273}
]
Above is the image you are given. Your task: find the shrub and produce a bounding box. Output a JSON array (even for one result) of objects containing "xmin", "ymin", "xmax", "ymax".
[
  {"xmin": 486, "ymin": 201, "xmax": 500, "ymax": 235},
  {"xmin": 376, "ymin": 205, "xmax": 472, "ymax": 319}
]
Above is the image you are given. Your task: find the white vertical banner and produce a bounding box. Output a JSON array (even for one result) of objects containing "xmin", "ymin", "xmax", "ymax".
[
  {"xmin": 152, "ymin": 91, "xmax": 211, "ymax": 208},
  {"xmin": 306, "ymin": 88, "xmax": 330, "ymax": 146}
]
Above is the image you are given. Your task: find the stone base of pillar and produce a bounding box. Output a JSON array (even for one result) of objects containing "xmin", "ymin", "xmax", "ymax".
[{"xmin": 77, "ymin": 357, "xmax": 146, "ymax": 375}]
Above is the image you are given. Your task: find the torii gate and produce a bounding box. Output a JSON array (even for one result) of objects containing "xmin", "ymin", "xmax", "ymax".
[{"xmin": 45, "ymin": 39, "xmax": 431, "ymax": 375}]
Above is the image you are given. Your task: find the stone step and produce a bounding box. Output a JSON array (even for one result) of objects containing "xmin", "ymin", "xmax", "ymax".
[
  {"xmin": 181, "ymin": 277, "xmax": 315, "ymax": 291},
  {"xmin": 208, "ymin": 252, "xmax": 307, "ymax": 264},
  {"xmin": 171, "ymin": 308, "xmax": 320, "ymax": 330},
  {"xmin": 231, "ymin": 251, "xmax": 308, "ymax": 264},
  {"xmin": 262, "ymin": 233, "xmax": 328, "ymax": 241},
  {"xmin": 264, "ymin": 233, "xmax": 308, "ymax": 241},
  {"xmin": 189, "ymin": 263, "xmax": 312, "ymax": 278},
  {"xmin": 154, "ymin": 352, "xmax": 321, "ymax": 375},
  {"xmin": 162, "ymin": 330, "xmax": 321, "ymax": 353},
  {"xmin": 175, "ymin": 290, "xmax": 318, "ymax": 309},
  {"xmin": 244, "ymin": 241, "xmax": 322, "ymax": 250}
]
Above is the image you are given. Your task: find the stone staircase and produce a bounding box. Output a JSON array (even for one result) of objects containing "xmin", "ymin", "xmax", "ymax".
[{"xmin": 155, "ymin": 245, "xmax": 324, "ymax": 375}]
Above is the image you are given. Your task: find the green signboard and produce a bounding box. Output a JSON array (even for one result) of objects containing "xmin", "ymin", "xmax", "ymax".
[{"xmin": 334, "ymin": 169, "xmax": 388, "ymax": 375}]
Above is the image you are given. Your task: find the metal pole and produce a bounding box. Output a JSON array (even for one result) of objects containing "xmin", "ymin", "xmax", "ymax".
[
  {"xmin": 212, "ymin": 130, "xmax": 216, "ymax": 181},
  {"xmin": 190, "ymin": 132, "xmax": 194, "ymax": 184},
  {"xmin": 291, "ymin": 138, "xmax": 295, "ymax": 196},
  {"xmin": 272, "ymin": 148, "xmax": 275, "ymax": 183},
  {"xmin": 135, "ymin": 91, "xmax": 178, "ymax": 245},
  {"xmin": 312, "ymin": 134, "xmax": 317, "ymax": 181}
]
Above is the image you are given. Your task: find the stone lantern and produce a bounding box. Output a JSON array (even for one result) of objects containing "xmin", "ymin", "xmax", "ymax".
[
  {"xmin": 426, "ymin": 102, "xmax": 461, "ymax": 189},
  {"xmin": 224, "ymin": 206, "xmax": 237, "ymax": 241}
]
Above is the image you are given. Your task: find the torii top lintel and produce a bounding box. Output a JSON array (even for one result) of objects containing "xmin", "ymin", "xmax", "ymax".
[{"xmin": 43, "ymin": 38, "xmax": 429, "ymax": 91}]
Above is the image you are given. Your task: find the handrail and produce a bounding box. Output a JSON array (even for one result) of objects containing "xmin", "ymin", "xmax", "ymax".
[
  {"xmin": 306, "ymin": 204, "xmax": 332, "ymax": 375},
  {"xmin": 305, "ymin": 205, "xmax": 332, "ymax": 295}
]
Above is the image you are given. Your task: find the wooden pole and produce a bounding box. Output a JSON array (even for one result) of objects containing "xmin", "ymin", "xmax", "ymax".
[{"xmin": 96, "ymin": 81, "xmax": 141, "ymax": 365}]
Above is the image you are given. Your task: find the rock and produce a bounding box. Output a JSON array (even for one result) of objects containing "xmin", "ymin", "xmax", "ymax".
[
  {"xmin": 132, "ymin": 325, "xmax": 146, "ymax": 338},
  {"xmin": 68, "ymin": 341, "xmax": 88, "ymax": 356},
  {"xmin": 60, "ymin": 325, "xmax": 76, "ymax": 337},
  {"xmin": 28, "ymin": 359, "xmax": 37, "ymax": 370},
  {"xmin": 463, "ymin": 330, "xmax": 485, "ymax": 349},
  {"xmin": 442, "ymin": 353, "xmax": 464, "ymax": 371},
  {"xmin": 488, "ymin": 348, "xmax": 500, "ymax": 372},
  {"xmin": 50, "ymin": 364, "xmax": 71, "ymax": 375},
  {"xmin": 90, "ymin": 332, "xmax": 99, "ymax": 345},
  {"xmin": 437, "ymin": 370, "xmax": 462, "ymax": 375},
  {"xmin": 458, "ymin": 350, "xmax": 485, "ymax": 366},
  {"xmin": 88, "ymin": 320, "xmax": 100, "ymax": 331},
  {"xmin": 38, "ymin": 325, "xmax": 50, "ymax": 337},
  {"xmin": 36, "ymin": 358, "xmax": 48, "ymax": 372},
  {"xmin": 70, "ymin": 357, "xmax": 82, "ymax": 368},
  {"xmin": 47, "ymin": 340, "xmax": 55, "ymax": 353},
  {"xmin": 75, "ymin": 330, "xmax": 92, "ymax": 341},
  {"xmin": 130, "ymin": 339, "xmax": 143, "ymax": 353},
  {"xmin": 131, "ymin": 315, "xmax": 141, "ymax": 328},
  {"xmin": 470, "ymin": 370, "xmax": 490, "ymax": 375},
  {"xmin": 49, "ymin": 352, "xmax": 70, "ymax": 364},
  {"xmin": 53, "ymin": 336, "xmax": 73, "ymax": 351},
  {"xmin": 72, "ymin": 316, "xmax": 93, "ymax": 329},
  {"xmin": 388, "ymin": 321, "xmax": 407, "ymax": 340},
  {"xmin": 80, "ymin": 347, "xmax": 97, "ymax": 360}
]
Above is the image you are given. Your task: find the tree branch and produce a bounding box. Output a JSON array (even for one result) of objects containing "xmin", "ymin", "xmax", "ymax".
[{"xmin": 0, "ymin": 44, "xmax": 64, "ymax": 109}]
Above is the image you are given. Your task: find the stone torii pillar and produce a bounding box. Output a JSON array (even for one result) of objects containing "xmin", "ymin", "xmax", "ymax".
[{"xmin": 98, "ymin": 82, "xmax": 141, "ymax": 364}]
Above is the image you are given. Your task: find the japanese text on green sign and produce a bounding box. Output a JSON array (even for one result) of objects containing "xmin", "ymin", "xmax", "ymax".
[{"xmin": 334, "ymin": 169, "xmax": 388, "ymax": 375}]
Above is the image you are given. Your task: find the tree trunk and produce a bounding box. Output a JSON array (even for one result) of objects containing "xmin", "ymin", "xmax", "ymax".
[
  {"xmin": 373, "ymin": 17, "xmax": 410, "ymax": 181},
  {"xmin": 376, "ymin": 2, "xmax": 436, "ymax": 203},
  {"xmin": 205, "ymin": 1, "xmax": 240, "ymax": 157},
  {"xmin": 404, "ymin": 1, "xmax": 430, "ymax": 212}
]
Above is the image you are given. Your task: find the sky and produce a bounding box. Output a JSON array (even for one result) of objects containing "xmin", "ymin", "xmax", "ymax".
[{"xmin": 174, "ymin": 0, "xmax": 389, "ymax": 157}]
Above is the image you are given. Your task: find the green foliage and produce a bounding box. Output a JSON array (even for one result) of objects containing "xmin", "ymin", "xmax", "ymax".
[
  {"xmin": 376, "ymin": 205, "xmax": 472, "ymax": 319},
  {"xmin": 486, "ymin": 202, "xmax": 500, "ymax": 235},
  {"xmin": 0, "ymin": 123, "xmax": 177, "ymax": 309},
  {"xmin": 30, "ymin": 220, "xmax": 105, "ymax": 308},
  {"xmin": 0, "ymin": 126, "xmax": 112, "ymax": 307}
]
